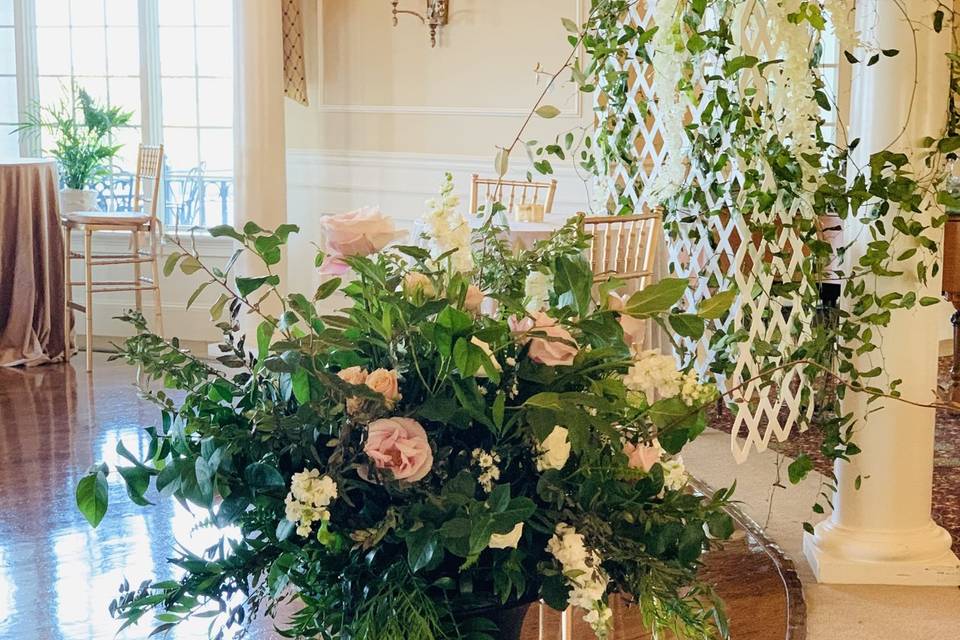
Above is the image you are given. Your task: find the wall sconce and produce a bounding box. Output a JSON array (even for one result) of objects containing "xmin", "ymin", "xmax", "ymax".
[{"xmin": 391, "ymin": 0, "xmax": 449, "ymax": 48}]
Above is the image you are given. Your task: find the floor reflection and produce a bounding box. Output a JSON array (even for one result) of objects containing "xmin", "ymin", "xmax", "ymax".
[{"xmin": 0, "ymin": 354, "xmax": 795, "ymax": 640}]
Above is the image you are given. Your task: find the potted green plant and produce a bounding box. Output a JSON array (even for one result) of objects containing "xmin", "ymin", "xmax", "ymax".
[{"xmin": 16, "ymin": 87, "xmax": 133, "ymax": 213}]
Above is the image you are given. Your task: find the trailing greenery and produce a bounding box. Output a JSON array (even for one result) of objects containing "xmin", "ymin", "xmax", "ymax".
[
  {"xmin": 504, "ymin": 0, "xmax": 959, "ymax": 522},
  {"xmin": 16, "ymin": 86, "xmax": 132, "ymax": 189}
]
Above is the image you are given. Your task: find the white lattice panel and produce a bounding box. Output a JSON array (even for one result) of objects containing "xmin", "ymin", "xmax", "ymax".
[{"xmin": 597, "ymin": 2, "xmax": 817, "ymax": 462}]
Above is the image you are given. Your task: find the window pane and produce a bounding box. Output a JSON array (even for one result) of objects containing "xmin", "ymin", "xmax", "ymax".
[
  {"xmin": 0, "ymin": 76, "xmax": 17, "ymax": 122},
  {"xmin": 36, "ymin": 0, "xmax": 71, "ymax": 26},
  {"xmin": 108, "ymin": 76, "xmax": 140, "ymax": 124},
  {"xmin": 0, "ymin": 27, "xmax": 15, "ymax": 75},
  {"xmin": 111, "ymin": 126, "xmax": 140, "ymax": 168},
  {"xmin": 38, "ymin": 76, "xmax": 70, "ymax": 110},
  {"xmin": 105, "ymin": 26, "xmax": 139, "ymax": 76},
  {"xmin": 104, "ymin": 0, "xmax": 137, "ymax": 26},
  {"xmin": 195, "ymin": 0, "xmax": 230, "ymax": 27},
  {"xmin": 0, "ymin": 0, "xmax": 13, "ymax": 25},
  {"xmin": 163, "ymin": 127, "xmax": 198, "ymax": 170},
  {"xmin": 161, "ymin": 77, "xmax": 196, "ymax": 126},
  {"xmin": 71, "ymin": 27, "xmax": 107, "ymax": 76},
  {"xmin": 159, "ymin": 26, "xmax": 196, "ymax": 76},
  {"xmin": 158, "ymin": 0, "xmax": 194, "ymax": 26},
  {"xmin": 198, "ymin": 128, "xmax": 231, "ymax": 172},
  {"xmin": 197, "ymin": 78, "xmax": 231, "ymax": 126},
  {"xmin": 195, "ymin": 27, "xmax": 231, "ymax": 77},
  {"xmin": 37, "ymin": 27, "xmax": 72, "ymax": 75},
  {"xmin": 0, "ymin": 125, "xmax": 18, "ymax": 158},
  {"xmin": 70, "ymin": 0, "xmax": 105, "ymax": 26}
]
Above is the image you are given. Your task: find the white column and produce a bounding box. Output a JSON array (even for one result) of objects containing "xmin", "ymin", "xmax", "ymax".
[
  {"xmin": 232, "ymin": 0, "xmax": 288, "ymax": 320},
  {"xmin": 803, "ymin": 0, "xmax": 960, "ymax": 585},
  {"xmin": 13, "ymin": 0, "xmax": 39, "ymax": 157}
]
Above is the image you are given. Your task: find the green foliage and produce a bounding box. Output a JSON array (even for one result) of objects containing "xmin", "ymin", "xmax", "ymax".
[{"xmin": 15, "ymin": 87, "xmax": 133, "ymax": 189}]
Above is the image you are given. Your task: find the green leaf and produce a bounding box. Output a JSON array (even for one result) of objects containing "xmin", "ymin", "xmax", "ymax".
[
  {"xmin": 209, "ymin": 293, "xmax": 229, "ymax": 320},
  {"xmin": 407, "ymin": 527, "xmax": 439, "ymax": 573},
  {"xmin": 668, "ymin": 313, "xmax": 705, "ymax": 340},
  {"xmin": 257, "ymin": 320, "xmax": 274, "ymax": 362},
  {"xmin": 179, "ymin": 255, "xmax": 203, "ymax": 275},
  {"xmin": 76, "ymin": 467, "xmax": 109, "ymax": 527},
  {"xmin": 208, "ymin": 225, "xmax": 245, "ymax": 242},
  {"xmin": 722, "ymin": 55, "xmax": 758, "ymax": 77},
  {"xmin": 292, "ymin": 367, "xmax": 310, "ymax": 404},
  {"xmin": 625, "ymin": 278, "xmax": 688, "ymax": 317},
  {"xmin": 535, "ymin": 105, "xmax": 561, "ymax": 119},
  {"xmin": 560, "ymin": 16, "xmax": 579, "ymax": 33},
  {"xmin": 244, "ymin": 462, "xmax": 285, "ymax": 490},
  {"xmin": 185, "ymin": 281, "xmax": 211, "ymax": 310},
  {"xmin": 162, "ymin": 252, "xmax": 182, "ymax": 277},
  {"xmin": 236, "ymin": 275, "xmax": 280, "ymax": 298},
  {"xmin": 697, "ymin": 289, "xmax": 738, "ymax": 319},
  {"xmin": 788, "ymin": 454, "xmax": 814, "ymax": 484},
  {"xmin": 494, "ymin": 149, "xmax": 509, "ymax": 177}
]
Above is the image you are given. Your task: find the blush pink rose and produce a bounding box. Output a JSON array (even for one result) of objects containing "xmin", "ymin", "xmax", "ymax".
[
  {"xmin": 338, "ymin": 366, "xmax": 368, "ymax": 385},
  {"xmin": 319, "ymin": 207, "xmax": 398, "ymax": 272},
  {"xmin": 464, "ymin": 284, "xmax": 485, "ymax": 313},
  {"xmin": 527, "ymin": 312, "xmax": 578, "ymax": 367},
  {"xmin": 608, "ymin": 293, "xmax": 645, "ymax": 348},
  {"xmin": 364, "ymin": 417, "xmax": 434, "ymax": 482},
  {"xmin": 622, "ymin": 441, "xmax": 662, "ymax": 472},
  {"xmin": 508, "ymin": 314, "xmax": 535, "ymax": 342},
  {"xmin": 366, "ymin": 368, "xmax": 401, "ymax": 407}
]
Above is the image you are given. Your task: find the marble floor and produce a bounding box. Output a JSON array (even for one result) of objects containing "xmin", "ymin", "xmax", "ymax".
[{"xmin": 0, "ymin": 353, "xmax": 799, "ymax": 640}]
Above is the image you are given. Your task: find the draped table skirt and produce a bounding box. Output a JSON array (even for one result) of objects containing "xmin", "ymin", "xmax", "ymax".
[{"xmin": 0, "ymin": 158, "xmax": 72, "ymax": 366}]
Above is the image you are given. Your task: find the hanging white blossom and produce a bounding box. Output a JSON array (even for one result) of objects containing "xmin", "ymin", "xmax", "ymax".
[{"xmin": 424, "ymin": 172, "xmax": 474, "ymax": 273}]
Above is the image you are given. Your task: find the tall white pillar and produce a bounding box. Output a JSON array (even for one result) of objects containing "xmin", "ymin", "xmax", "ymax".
[
  {"xmin": 803, "ymin": 0, "xmax": 960, "ymax": 585},
  {"xmin": 233, "ymin": 0, "xmax": 288, "ymax": 320}
]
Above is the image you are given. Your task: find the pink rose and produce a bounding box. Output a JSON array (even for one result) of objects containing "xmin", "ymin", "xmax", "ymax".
[
  {"xmin": 527, "ymin": 312, "xmax": 578, "ymax": 367},
  {"xmin": 464, "ymin": 284, "xmax": 485, "ymax": 313},
  {"xmin": 366, "ymin": 368, "xmax": 401, "ymax": 407},
  {"xmin": 364, "ymin": 417, "xmax": 434, "ymax": 482},
  {"xmin": 608, "ymin": 293, "xmax": 645, "ymax": 348},
  {"xmin": 508, "ymin": 314, "xmax": 535, "ymax": 342},
  {"xmin": 319, "ymin": 207, "xmax": 398, "ymax": 270},
  {"xmin": 338, "ymin": 366, "xmax": 368, "ymax": 385},
  {"xmin": 623, "ymin": 441, "xmax": 663, "ymax": 472}
]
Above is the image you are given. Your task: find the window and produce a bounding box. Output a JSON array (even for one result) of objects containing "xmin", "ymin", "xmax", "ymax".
[
  {"xmin": 0, "ymin": 0, "xmax": 19, "ymax": 158},
  {"xmin": 7, "ymin": 0, "xmax": 233, "ymax": 225}
]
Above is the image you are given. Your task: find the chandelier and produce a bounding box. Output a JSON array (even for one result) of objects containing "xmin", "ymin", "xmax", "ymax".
[{"xmin": 391, "ymin": 0, "xmax": 449, "ymax": 48}]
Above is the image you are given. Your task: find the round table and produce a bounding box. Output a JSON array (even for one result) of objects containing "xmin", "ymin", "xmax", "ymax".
[{"xmin": 0, "ymin": 158, "xmax": 72, "ymax": 366}]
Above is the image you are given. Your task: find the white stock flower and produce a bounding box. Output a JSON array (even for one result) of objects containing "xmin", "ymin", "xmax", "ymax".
[
  {"xmin": 536, "ymin": 426, "xmax": 571, "ymax": 471},
  {"xmin": 623, "ymin": 350, "xmax": 683, "ymax": 401},
  {"xmin": 424, "ymin": 173, "xmax": 473, "ymax": 273},
  {"xmin": 489, "ymin": 523, "xmax": 524, "ymax": 550},
  {"xmin": 286, "ymin": 469, "xmax": 338, "ymax": 537},
  {"xmin": 523, "ymin": 271, "xmax": 553, "ymax": 312},
  {"xmin": 546, "ymin": 523, "xmax": 612, "ymax": 638}
]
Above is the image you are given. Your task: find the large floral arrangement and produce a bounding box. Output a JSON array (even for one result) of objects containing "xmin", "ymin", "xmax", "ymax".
[{"xmin": 77, "ymin": 176, "xmax": 736, "ymax": 639}]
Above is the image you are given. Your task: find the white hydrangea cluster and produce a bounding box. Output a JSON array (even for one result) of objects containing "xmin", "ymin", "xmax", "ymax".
[
  {"xmin": 547, "ymin": 524, "xmax": 613, "ymax": 638},
  {"xmin": 425, "ymin": 172, "xmax": 473, "ymax": 273},
  {"xmin": 647, "ymin": 0, "xmax": 690, "ymax": 201},
  {"xmin": 624, "ymin": 351, "xmax": 712, "ymax": 406},
  {"xmin": 523, "ymin": 271, "xmax": 553, "ymax": 312},
  {"xmin": 284, "ymin": 469, "xmax": 338, "ymax": 537},
  {"xmin": 661, "ymin": 456, "xmax": 688, "ymax": 492},
  {"xmin": 471, "ymin": 448, "xmax": 501, "ymax": 493}
]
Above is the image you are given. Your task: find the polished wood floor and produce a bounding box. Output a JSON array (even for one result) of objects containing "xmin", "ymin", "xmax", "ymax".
[{"xmin": 0, "ymin": 354, "xmax": 799, "ymax": 639}]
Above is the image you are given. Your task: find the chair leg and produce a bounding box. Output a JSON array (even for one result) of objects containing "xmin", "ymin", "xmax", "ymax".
[
  {"xmin": 84, "ymin": 229, "xmax": 94, "ymax": 372},
  {"xmin": 132, "ymin": 230, "xmax": 143, "ymax": 314},
  {"xmin": 150, "ymin": 234, "xmax": 164, "ymax": 338},
  {"xmin": 63, "ymin": 225, "xmax": 72, "ymax": 363}
]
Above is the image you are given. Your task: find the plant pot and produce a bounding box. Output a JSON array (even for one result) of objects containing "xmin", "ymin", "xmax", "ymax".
[{"xmin": 60, "ymin": 188, "xmax": 99, "ymax": 213}]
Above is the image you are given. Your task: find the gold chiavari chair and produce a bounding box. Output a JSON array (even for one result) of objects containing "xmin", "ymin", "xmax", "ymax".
[
  {"xmin": 469, "ymin": 174, "xmax": 558, "ymax": 215},
  {"xmin": 580, "ymin": 213, "xmax": 661, "ymax": 288},
  {"xmin": 63, "ymin": 144, "xmax": 165, "ymax": 371}
]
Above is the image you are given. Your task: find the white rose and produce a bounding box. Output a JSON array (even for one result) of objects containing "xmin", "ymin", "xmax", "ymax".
[
  {"xmin": 537, "ymin": 426, "xmax": 571, "ymax": 471},
  {"xmin": 403, "ymin": 271, "xmax": 435, "ymax": 298},
  {"xmin": 489, "ymin": 523, "xmax": 524, "ymax": 549}
]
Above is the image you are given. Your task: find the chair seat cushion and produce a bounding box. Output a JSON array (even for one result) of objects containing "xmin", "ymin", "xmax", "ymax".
[{"xmin": 63, "ymin": 210, "xmax": 151, "ymax": 226}]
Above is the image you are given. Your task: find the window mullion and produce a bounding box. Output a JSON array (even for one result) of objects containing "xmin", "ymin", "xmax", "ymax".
[
  {"xmin": 138, "ymin": 0, "xmax": 162, "ymax": 147},
  {"xmin": 13, "ymin": 0, "xmax": 40, "ymax": 156}
]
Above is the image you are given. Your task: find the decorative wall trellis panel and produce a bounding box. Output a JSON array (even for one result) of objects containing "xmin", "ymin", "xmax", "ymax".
[{"xmin": 596, "ymin": 2, "xmax": 817, "ymax": 462}]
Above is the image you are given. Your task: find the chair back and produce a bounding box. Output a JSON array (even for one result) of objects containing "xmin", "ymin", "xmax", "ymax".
[
  {"xmin": 581, "ymin": 213, "xmax": 661, "ymax": 287},
  {"xmin": 469, "ymin": 174, "xmax": 557, "ymax": 215},
  {"xmin": 133, "ymin": 144, "xmax": 164, "ymax": 223}
]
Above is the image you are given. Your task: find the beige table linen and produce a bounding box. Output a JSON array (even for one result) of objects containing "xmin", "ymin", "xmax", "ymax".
[{"xmin": 0, "ymin": 159, "xmax": 72, "ymax": 366}]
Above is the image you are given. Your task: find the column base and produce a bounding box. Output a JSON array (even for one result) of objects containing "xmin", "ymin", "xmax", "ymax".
[{"xmin": 803, "ymin": 519, "xmax": 960, "ymax": 586}]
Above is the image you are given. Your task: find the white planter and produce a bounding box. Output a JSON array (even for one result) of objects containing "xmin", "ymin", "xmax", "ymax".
[{"xmin": 60, "ymin": 188, "xmax": 99, "ymax": 214}]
